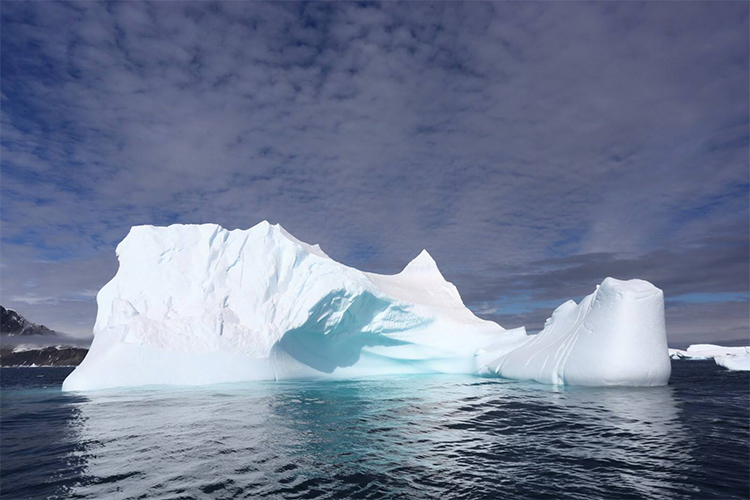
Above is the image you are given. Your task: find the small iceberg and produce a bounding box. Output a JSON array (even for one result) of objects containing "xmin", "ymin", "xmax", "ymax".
[
  {"xmin": 714, "ymin": 354, "xmax": 750, "ymax": 372},
  {"xmin": 669, "ymin": 344, "xmax": 750, "ymax": 372}
]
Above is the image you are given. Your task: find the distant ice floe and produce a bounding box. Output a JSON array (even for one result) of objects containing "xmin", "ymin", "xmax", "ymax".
[
  {"xmin": 62, "ymin": 222, "xmax": 672, "ymax": 391},
  {"xmin": 669, "ymin": 344, "xmax": 750, "ymax": 372}
]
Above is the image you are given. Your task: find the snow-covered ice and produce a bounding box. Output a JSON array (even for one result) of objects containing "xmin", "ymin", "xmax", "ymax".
[
  {"xmin": 63, "ymin": 223, "xmax": 671, "ymax": 391},
  {"xmin": 668, "ymin": 344, "xmax": 750, "ymax": 371},
  {"xmin": 481, "ymin": 278, "xmax": 671, "ymax": 386},
  {"xmin": 62, "ymin": 222, "xmax": 510, "ymax": 390},
  {"xmin": 669, "ymin": 344, "xmax": 750, "ymax": 361},
  {"xmin": 714, "ymin": 353, "xmax": 750, "ymax": 372}
]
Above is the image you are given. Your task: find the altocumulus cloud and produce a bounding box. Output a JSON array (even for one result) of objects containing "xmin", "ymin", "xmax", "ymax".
[{"xmin": 1, "ymin": 2, "xmax": 748, "ymax": 344}]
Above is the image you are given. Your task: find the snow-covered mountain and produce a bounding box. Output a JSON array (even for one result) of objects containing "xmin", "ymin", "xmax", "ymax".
[
  {"xmin": 62, "ymin": 222, "xmax": 671, "ymax": 391},
  {"xmin": 0, "ymin": 306, "xmax": 89, "ymax": 366},
  {"xmin": 1, "ymin": 306, "xmax": 57, "ymax": 336}
]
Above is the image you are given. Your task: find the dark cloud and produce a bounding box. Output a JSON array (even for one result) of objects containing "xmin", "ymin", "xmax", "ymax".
[
  {"xmin": 463, "ymin": 231, "xmax": 750, "ymax": 304},
  {"xmin": 1, "ymin": 2, "xmax": 748, "ymax": 342}
]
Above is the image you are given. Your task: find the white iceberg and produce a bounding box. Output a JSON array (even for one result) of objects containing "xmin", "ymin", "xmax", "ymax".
[
  {"xmin": 480, "ymin": 278, "xmax": 671, "ymax": 386},
  {"xmin": 714, "ymin": 353, "xmax": 750, "ymax": 372},
  {"xmin": 668, "ymin": 344, "xmax": 750, "ymax": 371},
  {"xmin": 669, "ymin": 344, "xmax": 750, "ymax": 361},
  {"xmin": 62, "ymin": 222, "xmax": 670, "ymax": 391}
]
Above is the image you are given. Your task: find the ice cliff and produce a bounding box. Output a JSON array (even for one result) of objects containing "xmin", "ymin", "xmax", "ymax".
[{"xmin": 62, "ymin": 223, "xmax": 671, "ymax": 391}]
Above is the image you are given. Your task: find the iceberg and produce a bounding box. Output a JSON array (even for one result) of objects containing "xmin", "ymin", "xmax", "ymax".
[
  {"xmin": 62, "ymin": 222, "xmax": 670, "ymax": 391},
  {"xmin": 669, "ymin": 344, "xmax": 750, "ymax": 371},
  {"xmin": 669, "ymin": 344, "xmax": 750, "ymax": 361},
  {"xmin": 714, "ymin": 354, "xmax": 750, "ymax": 372},
  {"xmin": 480, "ymin": 278, "xmax": 671, "ymax": 386}
]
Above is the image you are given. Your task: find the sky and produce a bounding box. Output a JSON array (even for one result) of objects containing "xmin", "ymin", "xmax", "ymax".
[{"xmin": 1, "ymin": 1, "xmax": 748, "ymax": 346}]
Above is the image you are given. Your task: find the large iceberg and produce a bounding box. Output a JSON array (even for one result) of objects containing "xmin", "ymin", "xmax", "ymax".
[{"xmin": 62, "ymin": 223, "xmax": 671, "ymax": 391}]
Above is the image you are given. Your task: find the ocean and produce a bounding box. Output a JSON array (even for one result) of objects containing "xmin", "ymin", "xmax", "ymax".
[{"xmin": 1, "ymin": 361, "xmax": 748, "ymax": 499}]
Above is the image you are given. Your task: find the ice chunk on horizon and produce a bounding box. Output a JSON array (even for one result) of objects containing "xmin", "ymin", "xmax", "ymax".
[
  {"xmin": 62, "ymin": 222, "xmax": 671, "ymax": 391},
  {"xmin": 714, "ymin": 353, "xmax": 750, "ymax": 371},
  {"xmin": 669, "ymin": 344, "xmax": 750, "ymax": 361}
]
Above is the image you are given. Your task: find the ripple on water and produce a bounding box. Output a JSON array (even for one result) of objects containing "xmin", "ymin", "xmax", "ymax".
[{"xmin": 0, "ymin": 362, "xmax": 748, "ymax": 499}]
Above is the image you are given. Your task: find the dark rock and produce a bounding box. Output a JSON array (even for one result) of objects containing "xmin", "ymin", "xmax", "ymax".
[
  {"xmin": 1, "ymin": 306, "xmax": 56, "ymax": 336},
  {"xmin": 0, "ymin": 346, "xmax": 88, "ymax": 367}
]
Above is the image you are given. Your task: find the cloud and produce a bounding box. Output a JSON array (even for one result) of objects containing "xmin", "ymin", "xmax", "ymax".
[
  {"xmin": 1, "ymin": 2, "xmax": 748, "ymax": 342},
  {"xmin": 7, "ymin": 295, "xmax": 60, "ymax": 306}
]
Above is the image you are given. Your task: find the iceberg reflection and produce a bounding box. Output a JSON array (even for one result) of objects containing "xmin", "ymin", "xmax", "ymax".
[{"xmin": 65, "ymin": 376, "xmax": 696, "ymax": 499}]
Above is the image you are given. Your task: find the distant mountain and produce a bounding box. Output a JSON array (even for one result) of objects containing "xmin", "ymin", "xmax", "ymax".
[
  {"xmin": 1, "ymin": 306, "xmax": 57, "ymax": 336},
  {"xmin": 0, "ymin": 306, "xmax": 89, "ymax": 366},
  {"xmin": 0, "ymin": 346, "xmax": 88, "ymax": 367}
]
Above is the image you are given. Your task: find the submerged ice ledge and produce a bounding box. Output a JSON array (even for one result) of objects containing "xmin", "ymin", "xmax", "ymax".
[{"xmin": 62, "ymin": 222, "xmax": 671, "ymax": 391}]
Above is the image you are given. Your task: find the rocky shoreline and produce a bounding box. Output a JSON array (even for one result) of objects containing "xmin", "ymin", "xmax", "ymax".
[{"xmin": 0, "ymin": 346, "xmax": 88, "ymax": 367}]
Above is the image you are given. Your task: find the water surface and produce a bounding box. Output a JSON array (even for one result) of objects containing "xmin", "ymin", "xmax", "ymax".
[{"xmin": 1, "ymin": 361, "xmax": 748, "ymax": 499}]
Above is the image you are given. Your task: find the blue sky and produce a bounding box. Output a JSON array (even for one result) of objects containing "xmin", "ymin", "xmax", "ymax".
[{"xmin": 1, "ymin": 1, "xmax": 748, "ymax": 345}]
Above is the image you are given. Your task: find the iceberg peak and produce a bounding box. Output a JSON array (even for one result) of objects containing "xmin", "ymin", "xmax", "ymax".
[
  {"xmin": 400, "ymin": 249, "xmax": 441, "ymax": 276},
  {"xmin": 272, "ymin": 222, "xmax": 330, "ymax": 259},
  {"xmin": 600, "ymin": 277, "xmax": 661, "ymax": 298}
]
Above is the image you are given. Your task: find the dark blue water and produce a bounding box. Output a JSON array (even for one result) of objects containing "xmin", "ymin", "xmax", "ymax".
[{"xmin": 1, "ymin": 361, "xmax": 748, "ymax": 499}]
